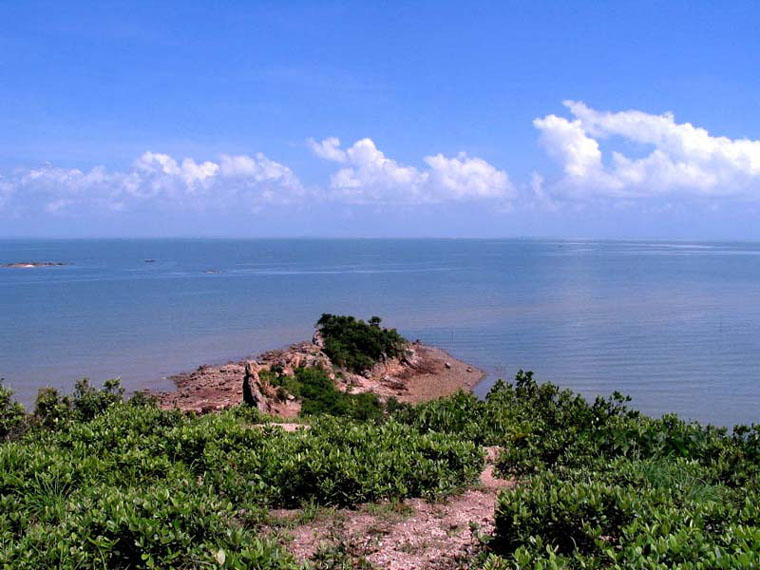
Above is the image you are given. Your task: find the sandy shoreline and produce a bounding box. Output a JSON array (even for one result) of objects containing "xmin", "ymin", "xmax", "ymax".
[{"xmin": 154, "ymin": 339, "xmax": 485, "ymax": 414}]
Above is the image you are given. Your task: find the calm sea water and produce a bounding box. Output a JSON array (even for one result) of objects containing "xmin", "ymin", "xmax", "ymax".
[{"xmin": 1, "ymin": 238, "xmax": 759, "ymax": 426}]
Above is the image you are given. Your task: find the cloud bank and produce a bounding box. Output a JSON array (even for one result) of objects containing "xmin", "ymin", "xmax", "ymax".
[
  {"xmin": 534, "ymin": 101, "xmax": 760, "ymax": 200},
  {"xmin": 4, "ymin": 102, "xmax": 760, "ymax": 223},
  {"xmin": 0, "ymin": 151, "xmax": 304, "ymax": 216},
  {"xmin": 309, "ymin": 137, "xmax": 514, "ymax": 204}
]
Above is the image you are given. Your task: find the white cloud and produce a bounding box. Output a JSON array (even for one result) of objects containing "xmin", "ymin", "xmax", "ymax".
[
  {"xmin": 534, "ymin": 101, "xmax": 760, "ymax": 200},
  {"xmin": 309, "ymin": 137, "xmax": 514, "ymax": 204},
  {"xmin": 307, "ymin": 137, "xmax": 347, "ymax": 163},
  {"xmin": 1, "ymin": 151, "xmax": 305, "ymax": 215}
]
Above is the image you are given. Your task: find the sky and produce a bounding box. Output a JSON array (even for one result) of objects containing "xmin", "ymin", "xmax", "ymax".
[{"xmin": 2, "ymin": 0, "xmax": 760, "ymax": 239}]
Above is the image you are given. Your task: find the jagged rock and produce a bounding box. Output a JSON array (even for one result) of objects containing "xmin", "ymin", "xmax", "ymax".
[
  {"xmin": 444, "ymin": 362, "xmax": 452, "ymax": 369},
  {"xmin": 243, "ymin": 361, "xmax": 264, "ymax": 409}
]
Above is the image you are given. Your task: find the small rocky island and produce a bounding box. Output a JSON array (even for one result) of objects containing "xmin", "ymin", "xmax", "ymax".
[
  {"xmin": 1, "ymin": 261, "xmax": 68, "ymax": 268},
  {"xmin": 155, "ymin": 314, "xmax": 484, "ymax": 415}
]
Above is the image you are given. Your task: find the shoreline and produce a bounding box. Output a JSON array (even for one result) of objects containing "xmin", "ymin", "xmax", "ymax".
[{"xmin": 153, "ymin": 338, "xmax": 486, "ymax": 414}]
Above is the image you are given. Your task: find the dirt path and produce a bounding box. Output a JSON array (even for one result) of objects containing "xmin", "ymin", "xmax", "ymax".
[{"xmin": 279, "ymin": 447, "xmax": 510, "ymax": 569}]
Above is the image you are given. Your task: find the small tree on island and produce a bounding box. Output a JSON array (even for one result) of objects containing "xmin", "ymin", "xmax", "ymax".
[{"xmin": 316, "ymin": 314, "xmax": 407, "ymax": 373}]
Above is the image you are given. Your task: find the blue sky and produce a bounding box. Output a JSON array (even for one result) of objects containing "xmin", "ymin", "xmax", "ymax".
[{"xmin": 2, "ymin": 1, "xmax": 760, "ymax": 238}]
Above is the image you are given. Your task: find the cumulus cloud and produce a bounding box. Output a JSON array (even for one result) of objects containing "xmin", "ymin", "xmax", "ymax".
[
  {"xmin": 309, "ymin": 137, "xmax": 514, "ymax": 204},
  {"xmin": 1, "ymin": 151, "xmax": 305, "ymax": 215},
  {"xmin": 534, "ymin": 101, "xmax": 760, "ymax": 200},
  {"xmin": 307, "ymin": 137, "xmax": 347, "ymax": 163}
]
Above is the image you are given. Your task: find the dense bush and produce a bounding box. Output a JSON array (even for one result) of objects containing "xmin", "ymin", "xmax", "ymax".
[
  {"xmin": 4, "ymin": 364, "xmax": 760, "ymax": 568},
  {"xmin": 32, "ymin": 378, "xmax": 126, "ymax": 429},
  {"xmin": 267, "ymin": 365, "xmax": 385, "ymax": 421},
  {"xmin": 388, "ymin": 370, "xmax": 760, "ymax": 567},
  {"xmin": 0, "ymin": 382, "xmax": 24, "ymax": 439},
  {"xmin": 316, "ymin": 314, "xmax": 407, "ymax": 373},
  {"xmin": 476, "ymin": 372, "xmax": 760, "ymax": 568},
  {"xmin": 0, "ymin": 383, "xmax": 483, "ymax": 568}
]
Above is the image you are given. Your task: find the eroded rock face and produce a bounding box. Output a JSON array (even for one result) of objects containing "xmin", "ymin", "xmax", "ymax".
[{"xmin": 259, "ymin": 342, "xmax": 333, "ymax": 378}]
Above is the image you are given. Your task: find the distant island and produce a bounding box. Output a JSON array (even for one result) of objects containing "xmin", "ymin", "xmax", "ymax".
[{"xmin": 1, "ymin": 261, "xmax": 68, "ymax": 268}]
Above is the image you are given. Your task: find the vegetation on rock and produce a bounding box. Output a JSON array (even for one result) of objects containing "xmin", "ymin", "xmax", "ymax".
[
  {"xmin": 316, "ymin": 314, "xmax": 407, "ymax": 373},
  {"xmin": 263, "ymin": 365, "xmax": 385, "ymax": 421}
]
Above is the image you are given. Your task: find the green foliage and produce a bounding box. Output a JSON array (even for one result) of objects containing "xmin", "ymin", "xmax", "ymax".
[
  {"xmin": 0, "ymin": 382, "xmax": 25, "ymax": 440},
  {"xmin": 388, "ymin": 370, "xmax": 760, "ymax": 567},
  {"xmin": 0, "ymin": 381, "xmax": 483, "ymax": 568},
  {"xmin": 32, "ymin": 378, "xmax": 126, "ymax": 429},
  {"xmin": 317, "ymin": 313, "xmax": 407, "ymax": 373},
  {"xmin": 472, "ymin": 371, "xmax": 760, "ymax": 568},
  {"xmin": 72, "ymin": 377, "xmax": 125, "ymax": 421},
  {"xmin": 4, "ymin": 365, "xmax": 760, "ymax": 568},
  {"xmin": 32, "ymin": 386, "xmax": 73, "ymax": 428},
  {"xmin": 270, "ymin": 366, "xmax": 386, "ymax": 422}
]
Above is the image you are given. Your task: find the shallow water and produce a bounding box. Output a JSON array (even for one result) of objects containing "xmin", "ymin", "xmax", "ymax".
[{"xmin": 1, "ymin": 238, "xmax": 758, "ymax": 426}]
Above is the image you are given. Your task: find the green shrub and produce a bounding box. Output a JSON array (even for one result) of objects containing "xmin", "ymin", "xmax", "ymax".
[
  {"xmin": 72, "ymin": 377, "xmax": 124, "ymax": 421},
  {"xmin": 317, "ymin": 314, "xmax": 407, "ymax": 373},
  {"xmin": 0, "ymin": 382, "xmax": 25, "ymax": 439},
  {"xmin": 32, "ymin": 386, "xmax": 73, "ymax": 428},
  {"xmin": 4, "ymin": 366, "xmax": 760, "ymax": 568},
  {"xmin": 479, "ymin": 371, "xmax": 760, "ymax": 568},
  {"xmin": 0, "ymin": 387, "xmax": 483, "ymax": 567},
  {"xmin": 274, "ymin": 366, "xmax": 385, "ymax": 422}
]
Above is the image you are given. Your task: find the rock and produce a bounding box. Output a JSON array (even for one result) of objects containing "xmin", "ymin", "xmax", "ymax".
[
  {"xmin": 444, "ymin": 362, "xmax": 452, "ymax": 369},
  {"xmin": 466, "ymin": 367, "xmax": 472, "ymax": 373},
  {"xmin": 312, "ymin": 330, "xmax": 325, "ymax": 348},
  {"xmin": 243, "ymin": 361, "xmax": 263, "ymax": 409},
  {"xmin": 380, "ymin": 375, "xmax": 407, "ymax": 391}
]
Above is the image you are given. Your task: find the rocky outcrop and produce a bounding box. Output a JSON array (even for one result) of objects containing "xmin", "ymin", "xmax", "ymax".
[
  {"xmin": 154, "ymin": 337, "xmax": 484, "ymax": 415},
  {"xmin": 243, "ymin": 361, "xmax": 262, "ymax": 409}
]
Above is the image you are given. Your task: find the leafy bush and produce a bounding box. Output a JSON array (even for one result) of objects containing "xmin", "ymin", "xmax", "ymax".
[
  {"xmin": 4, "ymin": 365, "xmax": 760, "ymax": 568},
  {"xmin": 387, "ymin": 369, "xmax": 760, "ymax": 567},
  {"xmin": 0, "ymin": 382, "xmax": 25, "ymax": 439},
  {"xmin": 474, "ymin": 371, "xmax": 760, "ymax": 568},
  {"xmin": 72, "ymin": 377, "xmax": 124, "ymax": 421},
  {"xmin": 32, "ymin": 378, "xmax": 126, "ymax": 429},
  {"xmin": 317, "ymin": 314, "xmax": 407, "ymax": 373},
  {"xmin": 0, "ymin": 382, "xmax": 483, "ymax": 568},
  {"xmin": 270, "ymin": 366, "xmax": 386, "ymax": 422}
]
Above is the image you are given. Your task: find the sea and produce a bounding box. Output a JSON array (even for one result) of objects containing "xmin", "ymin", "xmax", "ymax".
[{"xmin": 1, "ymin": 238, "xmax": 759, "ymax": 427}]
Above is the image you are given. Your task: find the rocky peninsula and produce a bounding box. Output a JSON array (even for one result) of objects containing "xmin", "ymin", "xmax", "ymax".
[{"xmin": 155, "ymin": 332, "xmax": 484, "ymax": 415}]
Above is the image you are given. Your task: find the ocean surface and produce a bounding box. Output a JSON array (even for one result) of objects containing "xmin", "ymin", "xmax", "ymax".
[{"xmin": 1, "ymin": 238, "xmax": 759, "ymax": 426}]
